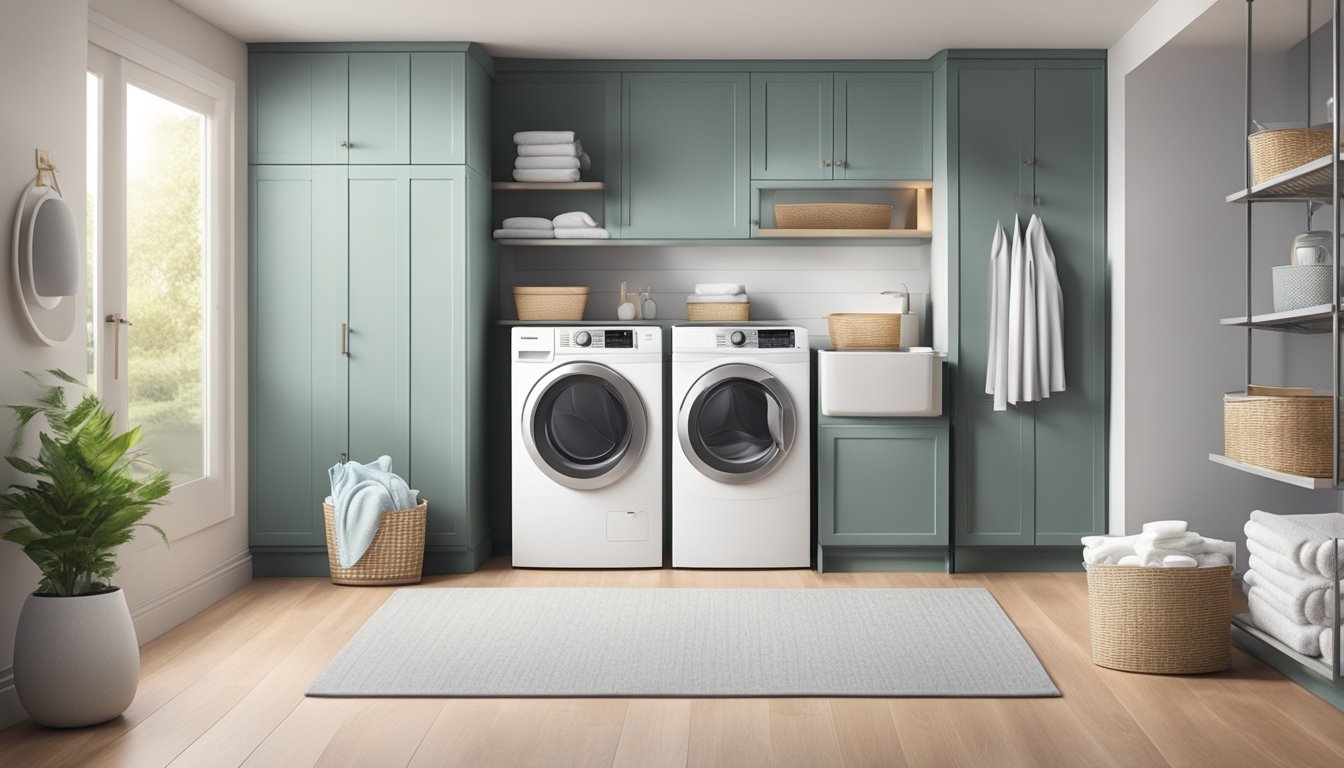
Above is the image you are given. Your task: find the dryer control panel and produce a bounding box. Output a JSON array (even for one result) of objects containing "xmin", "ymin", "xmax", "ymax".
[{"xmin": 715, "ymin": 328, "xmax": 797, "ymax": 349}]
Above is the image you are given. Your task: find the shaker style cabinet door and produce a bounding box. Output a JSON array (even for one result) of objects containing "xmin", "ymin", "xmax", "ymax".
[
  {"xmin": 347, "ymin": 53, "xmax": 411, "ymax": 164},
  {"xmin": 834, "ymin": 72, "xmax": 933, "ymax": 180},
  {"xmin": 248, "ymin": 166, "xmax": 349, "ymax": 547},
  {"xmin": 250, "ymin": 53, "xmax": 349, "ymax": 165},
  {"xmin": 750, "ymin": 72, "xmax": 834, "ymax": 180},
  {"xmin": 622, "ymin": 72, "xmax": 750, "ymax": 238},
  {"xmin": 818, "ymin": 424, "xmax": 949, "ymax": 546}
]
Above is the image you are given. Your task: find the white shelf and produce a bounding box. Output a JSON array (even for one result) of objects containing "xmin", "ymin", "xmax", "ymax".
[
  {"xmin": 1208, "ymin": 453, "xmax": 1336, "ymax": 489},
  {"xmin": 754, "ymin": 228, "xmax": 931, "ymax": 239},
  {"xmin": 1220, "ymin": 303, "xmax": 1340, "ymax": 333},
  {"xmin": 1232, "ymin": 614, "xmax": 1338, "ymax": 680},
  {"xmin": 1227, "ymin": 154, "xmax": 1344, "ymax": 203},
  {"xmin": 492, "ymin": 181, "xmax": 605, "ymax": 191}
]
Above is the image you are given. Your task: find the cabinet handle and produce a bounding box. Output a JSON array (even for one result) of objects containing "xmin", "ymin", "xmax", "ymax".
[
  {"xmin": 1022, "ymin": 155, "xmax": 1035, "ymax": 166},
  {"xmin": 822, "ymin": 159, "xmax": 832, "ymax": 167},
  {"xmin": 340, "ymin": 322, "xmax": 349, "ymax": 356},
  {"xmin": 835, "ymin": 159, "xmax": 846, "ymax": 168},
  {"xmin": 340, "ymin": 139, "xmax": 351, "ymax": 148}
]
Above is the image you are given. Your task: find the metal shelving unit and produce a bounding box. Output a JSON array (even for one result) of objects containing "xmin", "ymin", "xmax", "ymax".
[{"xmin": 1217, "ymin": 0, "xmax": 1342, "ymax": 687}]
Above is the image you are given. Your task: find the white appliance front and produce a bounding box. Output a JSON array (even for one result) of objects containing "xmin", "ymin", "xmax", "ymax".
[
  {"xmin": 511, "ymin": 327, "xmax": 663, "ymax": 568},
  {"xmin": 671, "ymin": 326, "xmax": 811, "ymax": 568}
]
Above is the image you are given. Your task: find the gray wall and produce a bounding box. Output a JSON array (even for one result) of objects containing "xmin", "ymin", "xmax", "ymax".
[
  {"xmin": 1125, "ymin": 40, "xmax": 1339, "ymax": 562},
  {"xmin": 500, "ymin": 243, "xmax": 932, "ymax": 348}
]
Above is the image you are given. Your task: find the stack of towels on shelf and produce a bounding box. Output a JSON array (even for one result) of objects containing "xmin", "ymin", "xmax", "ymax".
[
  {"xmin": 493, "ymin": 212, "xmax": 609, "ymax": 240},
  {"xmin": 1081, "ymin": 520, "xmax": 1235, "ymax": 568},
  {"xmin": 688, "ymin": 282, "xmax": 749, "ymax": 306},
  {"xmin": 512, "ymin": 130, "xmax": 591, "ymax": 183},
  {"xmin": 326, "ymin": 455, "xmax": 417, "ymax": 569},
  {"xmin": 1241, "ymin": 510, "xmax": 1344, "ymax": 660}
]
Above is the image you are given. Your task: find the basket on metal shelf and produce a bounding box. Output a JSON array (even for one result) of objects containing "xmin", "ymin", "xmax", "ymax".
[
  {"xmin": 322, "ymin": 501, "xmax": 427, "ymax": 586},
  {"xmin": 1248, "ymin": 128, "xmax": 1332, "ymax": 185},
  {"xmin": 1224, "ymin": 388, "xmax": 1334, "ymax": 478}
]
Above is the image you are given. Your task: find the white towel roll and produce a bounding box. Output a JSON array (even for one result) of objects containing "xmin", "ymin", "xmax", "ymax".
[
  {"xmin": 517, "ymin": 141, "xmax": 583, "ymax": 158},
  {"xmin": 1162, "ymin": 554, "xmax": 1198, "ymax": 568},
  {"xmin": 694, "ymin": 283, "xmax": 746, "ymax": 296},
  {"xmin": 1142, "ymin": 520, "xmax": 1188, "ymax": 537},
  {"xmin": 1118, "ymin": 555, "xmax": 1142, "ymax": 566},
  {"xmin": 553, "ymin": 211, "xmax": 599, "ymax": 229},
  {"xmin": 514, "ymin": 156, "xmax": 581, "ymax": 170},
  {"xmin": 514, "ymin": 130, "xmax": 575, "ymax": 145},
  {"xmin": 501, "ymin": 216, "xmax": 553, "ymax": 231}
]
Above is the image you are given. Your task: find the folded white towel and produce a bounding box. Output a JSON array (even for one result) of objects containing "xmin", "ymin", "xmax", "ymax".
[
  {"xmin": 501, "ymin": 216, "xmax": 553, "ymax": 231},
  {"xmin": 1083, "ymin": 540, "xmax": 1135, "ymax": 565},
  {"xmin": 518, "ymin": 141, "xmax": 583, "ymax": 158},
  {"xmin": 493, "ymin": 228, "xmax": 555, "ymax": 240},
  {"xmin": 1081, "ymin": 534, "xmax": 1138, "ymax": 549},
  {"xmin": 1192, "ymin": 537, "xmax": 1237, "ymax": 558},
  {"xmin": 694, "ymin": 283, "xmax": 746, "ymax": 296},
  {"xmin": 1248, "ymin": 589, "xmax": 1335, "ymax": 658},
  {"xmin": 553, "ymin": 211, "xmax": 600, "ymax": 229},
  {"xmin": 514, "ymin": 156, "xmax": 581, "ymax": 170},
  {"xmin": 514, "ymin": 130, "xmax": 575, "ymax": 145},
  {"xmin": 1143, "ymin": 520, "xmax": 1188, "ymax": 537},
  {"xmin": 1163, "ymin": 554, "xmax": 1198, "ymax": 568},
  {"xmin": 1135, "ymin": 535, "xmax": 1194, "ymax": 562},
  {"xmin": 553, "ymin": 227, "xmax": 610, "ymax": 239},
  {"xmin": 513, "ymin": 169, "xmax": 581, "ymax": 183},
  {"xmin": 1146, "ymin": 531, "xmax": 1203, "ymax": 551},
  {"xmin": 1248, "ymin": 554, "xmax": 1342, "ymax": 626},
  {"xmin": 580, "ymin": 152, "xmax": 591, "ymax": 174},
  {"xmin": 686, "ymin": 293, "xmax": 750, "ymax": 304},
  {"xmin": 1247, "ymin": 511, "xmax": 1344, "ymax": 578},
  {"xmin": 1196, "ymin": 553, "xmax": 1232, "ymax": 568}
]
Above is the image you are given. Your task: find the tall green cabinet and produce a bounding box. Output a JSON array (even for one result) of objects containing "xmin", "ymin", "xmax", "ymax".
[
  {"xmin": 248, "ymin": 43, "xmax": 496, "ymax": 575},
  {"xmin": 946, "ymin": 55, "xmax": 1106, "ymax": 567}
]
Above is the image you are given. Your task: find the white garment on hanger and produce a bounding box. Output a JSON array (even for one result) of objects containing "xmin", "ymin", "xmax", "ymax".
[
  {"xmin": 985, "ymin": 222, "xmax": 1009, "ymax": 409},
  {"xmin": 1027, "ymin": 215, "xmax": 1066, "ymax": 394},
  {"xmin": 1005, "ymin": 216, "xmax": 1028, "ymax": 406},
  {"xmin": 1021, "ymin": 220, "xmax": 1039, "ymax": 403}
]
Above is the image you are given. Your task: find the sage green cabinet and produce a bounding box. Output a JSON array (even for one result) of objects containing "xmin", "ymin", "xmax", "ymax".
[
  {"xmin": 622, "ymin": 72, "xmax": 750, "ymax": 238},
  {"xmin": 950, "ymin": 58, "xmax": 1105, "ymax": 548},
  {"xmin": 250, "ymin": 49, "xmax": 489, "ymax": 169},
  {"xmin": 750, "ymin": 72, "xmax": 932, "ymax": 180},
  {"xmin": 818, "ymin": 422, "xmax": 949, "ymax": 546}
]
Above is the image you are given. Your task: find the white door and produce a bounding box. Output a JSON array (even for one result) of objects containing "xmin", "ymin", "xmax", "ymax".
[{"xmin": 87, "ymin": 41, "xmax": 234, "ymax": 542}]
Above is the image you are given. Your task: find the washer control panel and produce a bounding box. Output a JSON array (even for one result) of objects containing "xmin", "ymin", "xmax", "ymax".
[
  {"xmin": 558, "ymin": 328, "xmax": 639, "ymax": 349},
  {"xmin": 714, "ymin": 328, "xmax": 797, "ymax": 349}
]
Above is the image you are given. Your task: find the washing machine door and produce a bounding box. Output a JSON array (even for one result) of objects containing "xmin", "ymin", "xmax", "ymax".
[
  {"xmin": 678, "ymin": 363, "xmax": 796, "ymax": 484},
  {"xmin": 522, "ymin": 362, "xmax": 648, "ymax": 490}
]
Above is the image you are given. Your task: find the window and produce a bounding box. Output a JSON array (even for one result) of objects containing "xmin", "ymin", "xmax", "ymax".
[{"xmin": 87, "ymin": 15, "xmax": 236, "ymax": 543}]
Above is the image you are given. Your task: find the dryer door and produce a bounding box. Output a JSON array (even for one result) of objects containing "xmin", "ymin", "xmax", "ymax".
[
  {"xmin": 522, "ymin": 362, "xmax": 648, "ymax": 490},
  {"xmin": 678, "ymin": 363, "xmax": 796, "ymax": 484}
]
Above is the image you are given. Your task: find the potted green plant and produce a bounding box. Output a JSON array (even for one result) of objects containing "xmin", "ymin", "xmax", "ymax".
[{"xmin": 0, "ymin": 370, "xmax": 170, "ymax": 728}]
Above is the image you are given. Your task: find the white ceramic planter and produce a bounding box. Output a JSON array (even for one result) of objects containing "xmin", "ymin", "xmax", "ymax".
[{"xmin": 14, "ymin": 588, "xmax": 140, "ymax": 727}]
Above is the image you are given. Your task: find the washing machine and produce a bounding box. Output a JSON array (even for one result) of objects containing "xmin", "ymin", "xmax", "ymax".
[
  {"xmin": 671, "ymin": 325, "xmax": 810, "ymax": 568},
  {"xmin": 511, "ymin": 326, "xmax": 663, "ymax": 568}
]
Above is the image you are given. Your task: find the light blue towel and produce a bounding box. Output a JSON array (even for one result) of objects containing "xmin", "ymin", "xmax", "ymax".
[{"xmin": 328, "ymin": 456, "xmax": 416, "ymax": 568}]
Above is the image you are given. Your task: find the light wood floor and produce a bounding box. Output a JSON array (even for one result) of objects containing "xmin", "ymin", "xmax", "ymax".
[{"xmin": 2, "ymin": 559, "xmax": 1343, "ymax": 767}]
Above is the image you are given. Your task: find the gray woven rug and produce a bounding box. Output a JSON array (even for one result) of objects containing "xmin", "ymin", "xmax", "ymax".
[{"xmin": 308, "ymin": 588, "xmax": 1058, "ymax": 698}]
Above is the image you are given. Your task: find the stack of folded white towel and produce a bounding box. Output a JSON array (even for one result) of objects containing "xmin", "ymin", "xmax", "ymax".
[
  {"xmin": 1241, "ymin": 510, "xmax": 1344, "ymax": 660},
  {"xmin": 512, "ymin": 130, "xmax": 591, "ymax": 183},
  {"xmin": 688, "ymin": 282, "xmax": 749, "ymax": 306},
  {"xmin": 1081, "ymin": 520, "xmax": 1235, "ymax": 568},
  {"xmin": 492, "ymin": 212, "xmax": 610, "ymax": 241}
]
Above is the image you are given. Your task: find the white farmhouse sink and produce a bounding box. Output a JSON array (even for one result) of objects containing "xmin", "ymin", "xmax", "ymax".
[{"xmin": 818, "ymin": 348, "xmax": 943, "ymax": 417}]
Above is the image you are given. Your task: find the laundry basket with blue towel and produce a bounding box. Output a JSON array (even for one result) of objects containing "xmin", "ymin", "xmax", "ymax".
[{"xmin": 324, "ymin": 456, "xmax": 426, "ymax": 586}]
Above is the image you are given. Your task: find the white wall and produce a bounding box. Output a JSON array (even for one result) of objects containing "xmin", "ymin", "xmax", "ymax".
[{"xmin": 0, "ymin": 0, "xmax": 250, "ymax": 730}]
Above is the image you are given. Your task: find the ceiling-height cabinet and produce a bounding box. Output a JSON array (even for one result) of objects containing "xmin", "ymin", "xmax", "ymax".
[
  {"xmin": 750, "ymin": 71, "xmax": 933, "ymax": 181},
  {"xmin": 949, "ymin": 57, "xmax": 1106, "ymax": 551},
  {"xmin": 248, "ymin": 44, "xmax": 495, "ymax": 576}
]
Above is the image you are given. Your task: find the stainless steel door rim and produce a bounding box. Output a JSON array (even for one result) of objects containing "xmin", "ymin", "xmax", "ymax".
[
  {"xmin": 678, "ymin": 363, "xmax": 796, "ymax": 484},
  {"xmin": 522, "ymin": 362, "xmax": 647, "ymax": 490}
]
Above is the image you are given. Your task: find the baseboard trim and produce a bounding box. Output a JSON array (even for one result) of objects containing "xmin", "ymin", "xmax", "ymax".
[
  {"xmin": 130, "ymin": 550, "xmax": 253, "ymax": 644},
  {"xmin": 952, "ymin": 546, "xmax": 1085, "ymax": 573},
  {"xmin": 251, "ymin": 544, "xmax": 490, "ymax": 577},
  {"xmin": 817, "ymin": 546, "xmax": 949, "ymax": 573}
]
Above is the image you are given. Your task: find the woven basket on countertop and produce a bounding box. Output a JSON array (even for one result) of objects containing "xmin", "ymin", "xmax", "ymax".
[
  {"xmin": 687, "ymin": 301, "xmax": 750, "ymax": 322},
  {"xmin": 513, "ymin": 286, "xmax": 589, "ymax": 321},
  {"xmin": 323, "ymin": 501, "xmax": 426, "ymax": 586},
  {"xmin": 1248, "ymin": 128, "xmax": 1333, "ymax": 185},
  {"xmin": 1088, "ymin": 563, "xmax": 1233, "ymax": 674},
  {"xmin": 774, "ymin": 203, "xmax": 893, "ymax": 230},
  {"xmin": 1224, "ymin": 388, "xmax": 1334, "ymax": 477},
  {"xmin": 827, "ymin": 313, "xmax": 902, "ymax": 349}
]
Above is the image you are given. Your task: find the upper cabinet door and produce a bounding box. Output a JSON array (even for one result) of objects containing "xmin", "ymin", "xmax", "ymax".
[
  {"xmin": 750, "ymin": 73, "xmax": 833, "ymax": 180},
  {"xmin": 834, "ymin": 72, "xmax": 933, "ymax": 180},
  {"xmin": 622, "ymin": 73, "xmax": 750, "ymax": 239},
  {"xmin": 410, "ymin": 53, "xmax": 465, "ymax": 165},
  {"xmin": 251, "ymin": 53, "xmax": 348, "ymax": 165},
  {"xmin": 347, "ymin": 53, "xmax": 411, "ymax": 164}
]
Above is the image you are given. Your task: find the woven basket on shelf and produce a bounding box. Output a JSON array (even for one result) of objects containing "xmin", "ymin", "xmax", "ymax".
[
  {"xmin": 687, "ymin": 301, "xmax": 750, "ymax": 321},
  {"xmin": 1224, "ymin": 390, "xmax": 1333, "ymax": 477},
  {"xmin": 1088, "ymin": 564, "xmax": 1233, "ymax": 674},
  {"xmin": 1248, "ymin": 128, "xmax": 1332, "ymax": 184},
  {"xmin": 323, "ymin": 501, "xmax": 426, "ymax": 586},
  {"xmin": 513, "ymin": 286, "xmax": 589, "ymax": 321},
  {"xmin": 774, "ymin": 203, "xmax": 893, "ymax": 230},
  {"xmin": 827, "ymin": 313, "xmax": 902, "ymax": 349}
]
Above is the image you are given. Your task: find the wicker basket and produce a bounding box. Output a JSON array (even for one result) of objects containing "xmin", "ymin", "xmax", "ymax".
[
  {"xmin": 827, "ymin": 313, "xmax": 902, "ymax": 349},
  {"xmin": 513, "ymin": 286, "xmax": 589, "ymax": 321},
  {"xmin": 1224, "ymin": 391, "xmax": 1334, "ymax": 477},
  {"xmin": 774, "ymin": 203, "xmax": 893, "ymax": 230},
  {"xmin": 1088, "ymin": 563, "xmax": 1233, "ymax": 674},
  {"xmin": 687, "ymin": 301, "xmax": 750, "ymax": 321},
  {"xmin": 1248, "ymin": 128, "xmax": 1333, "ymax": 184},
  {"xmin": 323, "ymin": 501, "xmax": 426, "ymax": 586}
]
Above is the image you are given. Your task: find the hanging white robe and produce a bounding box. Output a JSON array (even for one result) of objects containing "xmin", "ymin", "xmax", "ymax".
[
  {"xmin": 1027, "ymin": 215, "xmax": 1066, "ymax": 394},
  {"xmin": 985, "ymin": 222, "xmax": 1009, "ymax": 410},
  {"xmin": 1005, "ymin": 216, "xmax": 1033, "ymax": 406}
]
